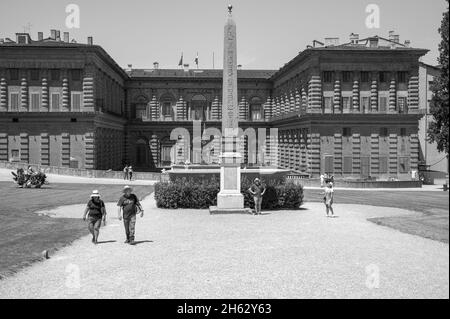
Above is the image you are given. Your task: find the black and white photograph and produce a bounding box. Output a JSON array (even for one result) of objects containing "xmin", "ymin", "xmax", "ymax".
[{"xmin": 0, "ymin": 0, "xmax": 448, "ymax": 305}]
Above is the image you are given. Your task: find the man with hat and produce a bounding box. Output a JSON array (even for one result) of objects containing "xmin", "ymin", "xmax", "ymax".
[
  {"xmin": 82, "ymin": 190, "xmax": 107, "ymax": 244},
  {"xmin": 248, "ymin": 178, "xmax": 266, "ymax": 215},
  {"xmin": 117, "ymin": 186, "xmax": 144, "ymax": 245}
]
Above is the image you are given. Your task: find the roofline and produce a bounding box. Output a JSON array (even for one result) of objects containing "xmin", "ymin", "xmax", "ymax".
[
  {"xmin": 419, "ymin": 61, "xmax": 442, "ymax": 70},
  {"xmin": 270, "ymin": 47, "xmax": 430, "ymax": 81},
  {"xmin": 0, "ymin": 43, "xmax": 130, "ymax": 80}
]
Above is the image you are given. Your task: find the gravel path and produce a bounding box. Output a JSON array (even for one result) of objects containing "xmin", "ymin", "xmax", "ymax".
[{"xmin": 0, "ymin": 196, "xmax": 448, "ymax": 299}]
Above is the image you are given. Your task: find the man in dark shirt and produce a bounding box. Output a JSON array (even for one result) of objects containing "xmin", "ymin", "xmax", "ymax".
[
  {"xmin": 82, "ymin": 190, "xmax": 107, "ymax": 244},
  {"xmin": 248, "ymin": 178, "xmax": 266, "ymax": 215},
  {"xmin": 117, "ymin": 186, "xmax": 144, "ymax": 245}
]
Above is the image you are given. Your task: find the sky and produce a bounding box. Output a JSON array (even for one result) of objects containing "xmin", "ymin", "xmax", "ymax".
[{"xmin": 0, "ymin": 0, "xmax": 447, "ymax": 70}]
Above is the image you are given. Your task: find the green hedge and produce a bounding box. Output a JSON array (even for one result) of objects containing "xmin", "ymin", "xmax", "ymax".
[{"xmin": 155, "ymin": 176, "xmax": 303, "ymax": 210}]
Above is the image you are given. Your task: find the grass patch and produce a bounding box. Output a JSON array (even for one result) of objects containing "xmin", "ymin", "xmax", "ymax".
[
  {"xmin": 0, "ymin": 182, "xmax": 153, "ymax": 278},
  {"xmin": 304, "ymin": 188, "xmax": 449, "ymax": 243}
]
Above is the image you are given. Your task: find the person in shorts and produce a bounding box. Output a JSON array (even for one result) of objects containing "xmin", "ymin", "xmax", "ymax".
[
  {"xmin": 320, "ymin": 182, "xmax": 335, "ymax": 217},
  {"xmin": 82, "ymin": 190, "xmax": 107, "ymax": 244},
  {"xmin": 248, "ymin": 178, "xmax": 266, "ymax": 215},
  {"xmin": 117, "ymin": 186, "xmax": 144, "ymax": 245}
]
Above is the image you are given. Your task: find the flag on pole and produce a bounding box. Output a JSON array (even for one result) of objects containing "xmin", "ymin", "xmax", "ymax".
[
  {"xmin": 194, "ymin": 53, "xmax": 199, "ymax": 68},
  {"xmin": 178, "ymin": 53, "xmax": 183, "ymax": 67}
]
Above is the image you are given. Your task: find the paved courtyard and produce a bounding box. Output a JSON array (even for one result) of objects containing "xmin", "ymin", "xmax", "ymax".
[{"xmin": 0, "ymin": 194, "xmax": 448, "ymax": 299}]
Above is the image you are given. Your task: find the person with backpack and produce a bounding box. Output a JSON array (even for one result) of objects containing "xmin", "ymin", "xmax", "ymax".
[{"xmin": 82, "ymin": 190, "xmax": 107, "ymax": 244}]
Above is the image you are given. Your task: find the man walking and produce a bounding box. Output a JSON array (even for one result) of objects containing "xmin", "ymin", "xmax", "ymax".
[
  {"xmin": 117, "ymin": 186, "xmax": 144, "ymax": 245},
  {"xmin": 82, "ymin": 190, "xmax": 107, "ymax": 244},
  {"xmin": 248, "ymin": 178, "xmax": 266, "ymax": 215}
]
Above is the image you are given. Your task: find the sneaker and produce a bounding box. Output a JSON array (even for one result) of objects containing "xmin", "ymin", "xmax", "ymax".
[
  {"xmin": 124, "ymin": 239, "xmax": 130, "ymax": 244},
  {"xmin": 129, "ymin": 240, "xmax": 136, "ymax": 245}
]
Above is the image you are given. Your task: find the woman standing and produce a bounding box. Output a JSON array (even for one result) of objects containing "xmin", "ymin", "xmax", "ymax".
[
  {"xmin": 82, "ymin": 190, "xmax": 107, "ymax": 244},
  {"xmin": 320, "ymin": 183, "xmax": 335, "ymax": 217},
  {"xmin": 248, "ymin": 178, "xmax": 266, "ymax": 215}
]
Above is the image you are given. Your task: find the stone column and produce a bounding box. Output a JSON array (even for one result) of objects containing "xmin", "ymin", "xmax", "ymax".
[
  {"xmin": 41, "ymin": 76, "xmax": 49, "ymax": 111},
  {"xmin": 334, "ymin": 80, "xmax": 341, "ymax": 114},
  {"xmin": 149, "ymin": 95, "xmax": 158, "ymax": 120},
  {"xmin": 214, "ymin": 5, "xmax": 246, "ymax": 213},
  {"xmin": 294, "ymin": 131, "xmax": 300, "ymax": 171},
  {"xmin": 20, "ymin": 77, "xmax": 28, "ymax": 112},
  {"xmin": 301, "ymin": 87, "xmax": 307, "ymax": 113},
  {"xmin": 334, "ymin": 133, "xmax": 343, "ymax": 175},
  {"xmin": 62, "ymin": 75, "xmax": 70, "ymax": 111},
  {"xmin": 0, "ymin": 133, "xmax": 8, "ymax": 162},
  {"xmin": 410, "ymin": 133, "xmax": 419, "ymax": 172},
  {"xmin": 211, "ymin": 96, "xmax": 220, "ymax": 120},
  {"xmin": 408, "ymin": 75, "xmax": 419, "ymax": 113},
  {"xmin": 275, "ymin": 97, "xmax": 280, "ymax": 117},
  {"xmin": 308, "ymin": 133, "xmax": 320, "ymax": 176},
  {"xmin": 352, "ymin": 80, "xmax": 360, "ymax": 112},
  {"xmin": 352, "ymin": 133, "xmax": 361, "ymax": 175},
  {"xmin": 0, "ymin": 77, "xmax": 7, "ymax": 112},
  {"xmin": 84, "ymin": 132, "xmax": 95, "ymax": 169},
  {"xmin": 61, "ymin": 133, "xmax": 71, "ymax": 167},
  {"xmin": 238, "ymin": 96, "xmax": 248, "ymax": 120},
  {"xmin": 176, "ymin": 96, "xmax": 186, "ymax": 121},
  {"xmin": 371, "ymin": 133, "xmax": 380, "ymax": 176},
  {"xmin": 389, "ymin": 133, "xmax": 398, "ymax": 176},
  {"xmin": 82, "ymin": 69, "xmax": 95, "ymax": 111},
  {"xmin": 300, "ymin": 130, "xmax": 307, "ymax": 172},
  {"xmin": 288, "ymin": 132, "xmax": 294, "ymax": 170},
  {"xmin": 40, "ymin": 133, "xmax": 50, "ymax": 166},
  {"xmin": 308, "ymin": 75, "xmax": 322, "ymax": 113},
  {"xmin": 371, "ymin": 79, "xmax": 378, "ymax": 112},
  {"xmin": 295, "ymin": 89, "xmax": 301, "ymax": 111},
  {"xmin": 389, "ymin": 79, "xmax": 397, "ymax": 113},
  {"xmin": 20, "ymin": 133, "xmax": 29, "ymax": 163},
  {"xmin": 289, "ymin": 92, "xmax": 295, "ymax": 113},
  {"xmin": 264, "ymin": 96, "xmax": 272, "ymax": 120}
]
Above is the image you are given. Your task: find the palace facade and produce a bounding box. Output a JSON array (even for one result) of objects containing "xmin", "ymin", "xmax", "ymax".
[{"xmin": 0, "ymin": 30, "xmax": 436, "ymax": 179}]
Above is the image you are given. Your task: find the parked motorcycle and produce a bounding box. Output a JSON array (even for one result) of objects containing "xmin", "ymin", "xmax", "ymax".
[{"xmin": 11, "ymin": 168, "xmax": 48, "ymax": 188}]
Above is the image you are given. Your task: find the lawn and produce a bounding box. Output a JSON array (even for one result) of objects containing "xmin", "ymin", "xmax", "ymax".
[
  {"xmin": 303, "ymin": 189, "xmax": 449, "ymax": 243},
  {"xmin": 0, "ymin": 182, "xmax": 153, "ymax": 277}
]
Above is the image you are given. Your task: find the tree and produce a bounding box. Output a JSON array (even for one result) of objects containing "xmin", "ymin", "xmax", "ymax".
[{"xmin": 428, "ymin": 1, "xmax": 449, "ymax": 157}]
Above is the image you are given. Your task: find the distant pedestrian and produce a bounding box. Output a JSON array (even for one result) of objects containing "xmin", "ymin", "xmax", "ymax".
[
  {"xmin": 320, "ymin": 183, "xmax": 335, "ymax": 217},
  {"xmin": 117, "ymin": 186, "xmax": 144, "ymax": 245},
  {"xmin": 123, "ymin": 165, "xmax": 129, "ymax": 180},
  {"xmin": 248, "ymin": 178, "xmax": 266, "ymax": 215},
  {"xmin": 82, "ymin": 190, "xmax": 107, "ymax": 244},
  {"xmin": 128, "ymin": 166, "xmax": 134, "ymax": 181},
  {"xmin": 320, "ymin": 174, "xmax": 325, "ymax": 187}
]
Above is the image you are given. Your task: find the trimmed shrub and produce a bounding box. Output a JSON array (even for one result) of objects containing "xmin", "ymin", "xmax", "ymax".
[{"xmin": 155, "ymin": 176, "xmax": 304, "ymax": 210}]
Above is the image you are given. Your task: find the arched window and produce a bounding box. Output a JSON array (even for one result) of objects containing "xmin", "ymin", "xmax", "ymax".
[
  {"xmin": 190, "ymin": 95, "xmax": 207, "ymax": 121},
  {"xmin": 133, "ymin": 95, "xmax": 149, "ymax": 120},
  {"xmin": 160, "ymin": 94, "xmax": 175, "ymax": 121},
  {"xmin": 250, "ymin": 97, "xmax": 263, "ymax": 121}
]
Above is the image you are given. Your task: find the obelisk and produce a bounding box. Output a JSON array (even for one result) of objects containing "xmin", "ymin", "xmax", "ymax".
[{"xmin": 210, "ymin": 5, "xmax": 249, "ymax": 214}]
